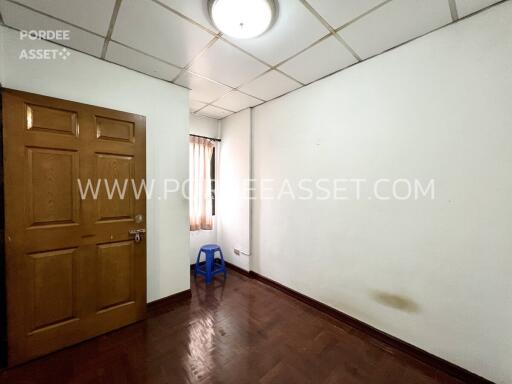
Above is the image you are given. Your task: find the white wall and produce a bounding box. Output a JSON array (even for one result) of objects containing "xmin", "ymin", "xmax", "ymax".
[
  {"xmin": 190, "ymin": 114, "xmax": 220, "ymax": 139},
  {"xmin": 189, "ymin": 114, "xmax": 219, "ymax": 263},
  {"xmin": 0, "ymin": 26, "xmax": 190, "ymax": 302},
  {"xmin": 218, "ymin": 109, "xmax": 251, "ymax": 271},
  {"xmin": 252, "ymin": 3, "xmax": 512, "ymax": 383}
]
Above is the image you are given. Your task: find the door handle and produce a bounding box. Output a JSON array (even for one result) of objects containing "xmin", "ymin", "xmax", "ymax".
[{"xmin": 129, "ymin": 229, "xmax": 146, "ymax": 243}]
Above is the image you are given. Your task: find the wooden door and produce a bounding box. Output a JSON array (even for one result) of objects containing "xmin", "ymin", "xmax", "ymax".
[{"xmin": 2, "ymin": 89, "xmax": 147, "ymax": 365}]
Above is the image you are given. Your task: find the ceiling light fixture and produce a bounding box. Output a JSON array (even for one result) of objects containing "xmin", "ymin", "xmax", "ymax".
[{"xmin": 208, "ymin": 0, "xmax": 278, "ymax": 39}]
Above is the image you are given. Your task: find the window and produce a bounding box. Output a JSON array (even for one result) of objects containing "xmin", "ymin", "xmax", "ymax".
[{"xmin": 189, "ymin": 135, "xmax": 214, "ymax": 231}]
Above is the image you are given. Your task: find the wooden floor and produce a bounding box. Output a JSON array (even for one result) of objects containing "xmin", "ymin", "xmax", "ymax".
[{"xmin": 0, "ymin": 269, "xmax": 462, "ymax": 384}]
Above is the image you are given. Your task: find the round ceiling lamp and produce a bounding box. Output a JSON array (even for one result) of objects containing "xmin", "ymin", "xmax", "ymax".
[{"xmin": 208, "ymin": 0, "xmax": 278, "ymax": 39}]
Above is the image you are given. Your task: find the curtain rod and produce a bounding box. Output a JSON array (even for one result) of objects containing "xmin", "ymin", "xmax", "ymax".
[{"xmin": 189, "ymin": 133, "xmax": 221, "ymax": 142}]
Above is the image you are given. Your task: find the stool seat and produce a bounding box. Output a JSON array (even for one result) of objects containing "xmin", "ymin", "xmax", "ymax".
[
  {"xmin": 194, "ymin": 244, "xmax": 227, "ymax": 284},
  {"xmin": 201, "ymin": 244, "xmax": 221, "ymax": 252}
]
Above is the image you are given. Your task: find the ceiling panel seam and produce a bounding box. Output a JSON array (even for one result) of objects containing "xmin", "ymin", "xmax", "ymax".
[
  {"xmin": 101, "ymin": 0, "xmax": 123, "ymax": 59},
  {"xmin": 152, "ymin": 0, "xmax": 218, "ymax": 36},
  {"xmin": 298, "ymin": 0, "xmax": 361, "ymax": 61},
  {"xmin": 193, "ymin": 68, "xmax": 275, "ymax": 115},
  {"xmin": 171, "ymin": 36, "xmax": 221, "ymax": 83},
  {"xmin": 108, "ymin": 39, "xmax": 182, "ymax": 69},
  {"xmin": 334, "ymin": 0, "xmax": 393, "ymax": 32},
  {"xmin": 6, "ymin": 0, "xmax": 105, "ymax": 38}
]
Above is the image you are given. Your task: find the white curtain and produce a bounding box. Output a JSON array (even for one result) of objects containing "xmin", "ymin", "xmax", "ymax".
[{"xmin": 189, "ymin": 136, "xmax": 214, "ymax": 231}]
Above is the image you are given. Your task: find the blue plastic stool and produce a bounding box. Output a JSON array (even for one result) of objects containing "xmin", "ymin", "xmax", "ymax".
[{"xmin": 194, "ymin": 244, "xmax": 227, "ymax": 284}]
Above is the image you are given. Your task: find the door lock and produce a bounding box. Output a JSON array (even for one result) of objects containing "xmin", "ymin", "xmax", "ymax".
[{"xmin": 129, "ymin": 229, "xmax": 146, "ymax": 243}]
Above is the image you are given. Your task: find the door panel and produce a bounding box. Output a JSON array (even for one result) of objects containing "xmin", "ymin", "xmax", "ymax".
[
  {"xmin": 96, "ymin": 241, "xmax": 135, "ymax": 312},
  {"xmin": 96, "ymin": 153, "xmax": 135, "ymax": 222},
  {"xmin": 28, "ymin": 248, "xmax": 78, "ymax": 333},
  {"xmin": 26, "ymin": 104, "xmax": 78, "ymax": 137},
  {"xmin": 95, "ymin": 116, "xmax": 135, "ymax": 143},
  {"xmin": 26, "ymin": 147, "xmax": 80, "ymax": 227},
  {"xmin": 2, "ymin": 89, "xmax": 147, "ymax": 365}
]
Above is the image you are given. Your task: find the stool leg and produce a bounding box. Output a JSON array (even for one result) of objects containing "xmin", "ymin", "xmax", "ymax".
[
  {"xmin": 219, "ymin": 248, "xmax": 227, "ymax": 278},
  {"xmin": 205, "ymin": 252, "xmax": 213, "ymax": 284},
  {"xmin": 194, "ymin": 249, "xmax": 202, "ymax": 277}
]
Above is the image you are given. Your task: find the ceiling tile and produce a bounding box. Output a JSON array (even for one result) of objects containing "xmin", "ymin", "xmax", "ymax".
[
  {"xmin": 213, "ymin": 91, "xmax": 262, "ymax": 112},
  {"xmin": 239, "ymin": 70, "xmax": 301, "ymax": 101},
  {"xmin": 455, "ymin": 0, "xmax": 501, "ymax": 18},
  {"xmin": 224, "ymin": 0, "xmax": 327, "ymax": 65},
  {"xmin": 279, "ymin": 36, "xmax": 357, "ymax": 84},
  {"xmin": 112, "ymin": 0, "xmax": 213, "ymax": 67},
  {"xmin": 106, "ymin": 42, "xmax": 181, "ymax": 81},
  {"xmin": 175, "ymin": 71, "xmax": 231, "ymax": 103},
  {"xmin": 0, "ymin": 0, "xmax": 104, "ymax": 56},
  {"xmin": 197, "ymin": 105, "xmax": 232, "ymax": 119},
  {"xmin": 11, "ymin": 0, "xmax": 115, "ymax": 35},
  {"xmin": 190, "ymin": 100, "xmax": 207, "ymax": 112},
  {"xmin": 156, "ymin": 0, "xmax": 217, "ymax": 32},
  {"xmin": 306, "ymin": 0, "xmax": 385, "ymax": 29},
  {"xmin": 188, "ymin": 39, "xmax": 268, "ymax": 88},
  {"xmin": 339, "ymin": 0, "xmax": 452, "ymax": 59}
]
